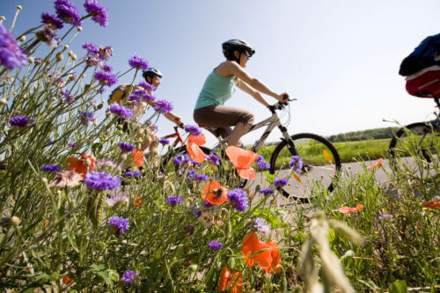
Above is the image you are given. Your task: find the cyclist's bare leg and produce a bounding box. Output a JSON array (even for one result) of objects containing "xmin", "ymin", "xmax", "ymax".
[{"xmin": 227, "ymin": 121, "xmax": 252, "ymax": 146}]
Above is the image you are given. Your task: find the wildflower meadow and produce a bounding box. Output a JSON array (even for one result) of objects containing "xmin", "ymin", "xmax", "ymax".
[{"xmin": 0, "ymin": 1, "xmax": 439, "ymax": 292}]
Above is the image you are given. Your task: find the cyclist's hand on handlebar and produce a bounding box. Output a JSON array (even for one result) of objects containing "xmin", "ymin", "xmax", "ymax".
[{"xmin": 276, "ymin": 92, "xmax": 290, "ymax": 104}]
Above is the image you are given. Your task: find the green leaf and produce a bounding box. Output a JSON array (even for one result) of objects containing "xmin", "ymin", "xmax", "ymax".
[{"xmin": 389, "ymin": 280, "xmax": 408, "ymax": 293}]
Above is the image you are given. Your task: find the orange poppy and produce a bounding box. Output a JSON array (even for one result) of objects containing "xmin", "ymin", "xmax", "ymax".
[
  {"xmin": 225, "ymin": 146, "xmax": 258, "ymax": 180},
  {"xmin": 241, "ymin": 232, "xmax": 281, "ymax": 273},
  {"xmin": 422, "ymin": 197, "xmax": 440, "ymax": 209},
  {"xmin": 133, "ymin": 196, "xmax": 143, "ymax": 208},
  {"xmin": 201, "ymin": 180, "xmax": 228, "ymax": 206},
  {"xmin": 62, "ymin": 274, "xmax": 73, "ymax": 285},
  {"xmin": 187, "ymin": 142, "xmax": 206, "ymax": 163},
  {"xmin": 67, "ymin": 153, "xmax": 96, "ymax": 177},
  {"xmin": 368, "ymin": 158, "xmax": 384, "ymax": 170},
  {"xmin": 337, "ymin": 203, "xmax": 364, "ymax": 214},
  {"xmin": 218, "ymin": 267, "xmax": 243, "ymax": 293},
  {"xmin": 132, "ymin": 149, "xmax": 144, "ymax": 168},
  {"xmin": 188, "ymin": 134, "xmax": 206, "ymax": 146}
]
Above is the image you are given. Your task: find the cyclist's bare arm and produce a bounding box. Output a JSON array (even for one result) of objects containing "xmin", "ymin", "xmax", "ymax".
[
  {"xmin": 236, "ymin": 79, "xmax": 270, "ymax": 107},
  {"xmin": 216, "ymin": 61, "xmax": 288, "ymax": 102}
]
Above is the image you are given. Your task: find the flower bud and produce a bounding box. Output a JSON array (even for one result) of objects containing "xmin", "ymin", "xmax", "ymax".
[
  {"xmin": 28, "ymin": 56, "xmax": 34, "ymax": 64},
  {"xmin": 18, "ymin": 35, "xmax": 26, "ymax": 43},
  {"xmin": 56, "ymin": 52, "xmax": 63, "ymax": 62},
  {"xmin": 16, "ymin": 5, "xmax": 23, "ymax": 11},
  {"xmin": 77, "ymin": 26, "xmax": 83, "ymax": 32},
  {"xmin": 68, "ymin": 51, "xmax": 77, "ymax": 61},
  {"xmin": 0, "ymin": 98, "xmax": 8, "ymax": 105},
  {"xmin": 63, "ymin": 44, "xmax": 70, "ymax": 51},
  {"xmin": 0, "ymin": 16, "xmax": 6, "ymax": 23},
  {"xmin": 10, "ymin": 216, "xmax": 21, "ymax": 226}
]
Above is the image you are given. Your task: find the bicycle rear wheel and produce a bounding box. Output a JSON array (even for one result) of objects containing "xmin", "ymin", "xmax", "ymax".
[
  {"xmin": 389, "ymin": 122, "xmax": 440, "ymax": 160},
  {"xmin": 269, "ymin": 133, "xmax": 341, "ymax": 201}
]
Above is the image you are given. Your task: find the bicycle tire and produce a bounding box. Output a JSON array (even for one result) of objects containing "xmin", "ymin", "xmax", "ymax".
[
  {"xmin": 269, "ymin": 133, "xmax": 341, "ymax": 201},
  {"xmin": 389, "ymin": 122, "xmax": 436, "ymax": 160}
]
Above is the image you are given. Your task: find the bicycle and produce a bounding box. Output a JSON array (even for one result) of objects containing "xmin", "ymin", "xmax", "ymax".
[
  {"xmin": 389, "ymin": 97, "xmax": 440, "ymax": 162},
  {"xmin": 161, "ymin": 99, "xmax": 342, "ymax": 201}
]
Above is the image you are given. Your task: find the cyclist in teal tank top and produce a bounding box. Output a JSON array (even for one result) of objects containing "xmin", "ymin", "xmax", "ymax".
[{"xmin": 193, "ymin": 39, "xmax": 289, "ymax": 146}]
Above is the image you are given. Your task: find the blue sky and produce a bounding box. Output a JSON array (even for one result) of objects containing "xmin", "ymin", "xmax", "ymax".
[{"xmin": 2, "ymin": 0, "xmax": 440, "ymax": 146}]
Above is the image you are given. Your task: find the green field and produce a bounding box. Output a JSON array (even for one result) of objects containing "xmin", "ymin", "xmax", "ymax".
[{"xmin": 259, "ymin": 138, "xmax": 390, "ymax": 166}]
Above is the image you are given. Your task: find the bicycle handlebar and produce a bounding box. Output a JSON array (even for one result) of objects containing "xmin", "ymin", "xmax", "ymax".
[{"xmin": 267, "ymin": 98, "xmax": 296, "ymax": 114}]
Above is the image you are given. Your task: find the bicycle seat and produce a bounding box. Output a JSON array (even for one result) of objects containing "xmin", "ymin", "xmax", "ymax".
[{"xmin": 406, "ymin": 65, "xmax": 440, "ymax": 98}]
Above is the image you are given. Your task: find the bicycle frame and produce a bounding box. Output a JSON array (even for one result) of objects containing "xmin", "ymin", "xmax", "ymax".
[{"xmin": 247, "ymin": 113, "xmax": 292, "ymax": 152}]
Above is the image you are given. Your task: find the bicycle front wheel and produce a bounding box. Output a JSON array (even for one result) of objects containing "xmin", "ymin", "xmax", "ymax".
[{"xmin": 269, "ymin": 133, "xmax": 341, "ymax": 200}]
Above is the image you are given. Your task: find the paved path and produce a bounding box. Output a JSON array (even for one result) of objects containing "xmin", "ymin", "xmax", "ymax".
[{"xmin": 245, "ymin": 157, "xmax": 421, "ymax": 206}]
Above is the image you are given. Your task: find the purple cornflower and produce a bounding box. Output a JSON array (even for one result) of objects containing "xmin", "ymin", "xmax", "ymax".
[
  {"xmin": 108, "ymin": 216, "xmax": 129, "ymax": 234},
  {"xmin": 208, "ymin": 240, "xmax": 223, "ymax": 250},
  {"xmin": 0, "ymin": 24, "xmax": 28, "ymax": 70},
  {"xmin": 94, "ymin": 70, "xmax": 117, "ymax": 86},
  {"xmin": 254, "ymin": 217, "xmax": 270, "ymax": 235},
  {"xmin": 118, "ymin": 142, "xmax": 135, "ymax": 153},
  {"xmin": 80, "ymin": 111, "xmax": 95, "ymax": 125},
  {"xmin": 121, "ymin": 270, "xmax": 138, "ymax": 284},
  {"xmin": 187, "ymin": 169, "xmax": 197, "ymax": 180},
  {"xmin": 173, "ymin": 153, "xmax": 189, "ymax": 166},
  {"xmin": 84, "ymin": 171, "xmax": 121, "ymax": 191},
  {"xmin": 259, "ymin": 187, "xmax": 274, "ymax": 196},
  {"xmin": 109, "ymin": 103, "xmax": 133, "ymax": 120},
  {"xmin": 159, "ymin": 137, "xmax": 170, "ymax": 145},
  {"xmin": 41, "ymin": 12, "xmax": 64, "ymax": 29},
  {"xmin": 207, "ymin": 153, "xmax": 220, "ymax": 166},
  {"xmin": 9, "ymin": 115, "xmax": 30, "ymax": 127},
  {"xmin": 61, "ymin": 89, "xmax": 75, "ymax": 103},
  {"xmin": 35, "ymin": 27, "xmax": 58, "ymax": 47},
  {"xmin": 289, "ymin": 155, "xmax": 303, "ymax": 173},
  {"xmin": 195, "ymin": 173, "xmax": 209, "ymax": 182},
  {"xmin": 41, "ymin": 164, "xmax": 61, "ymax": 173},
  {"xmin": 190, "ymin": 160, "xmax": 202, "ymax": 167},
  {"xmin": 128, "ymin": 94, "xmax": 140, "ymax": 103},
  {"xmin": 124, "ymin": 169, "xmax": 141, "ymax": 178},
  {"xmin": 84, "ymin": 0, "xmax": 109, "ymax": 27},
  {"xmin": 274, "ymin": 177, "xmax": 288, "ymax": 188},
  {"xmin": 102, "ymin": 64, "xmax": 112, "ymax": 72},
  {"xmin": 256, "ymin": 155, "xmax": 270, "ymax": 171},
  {"xmin": 98, "ymin": 46, "xmax": 112, "ymax": 60},
  {"xmin": 166, "ymin": 195, "xmax": 184, "ymax": 206},
  {"xmin": 203, "ymin": 201, "xmax": 213, "ymax": 208},
  {"xmin": 82, "ymin": 42, "xmax": 99, "ymax": 55},
  {"xmin": 228, "ymin": 188, "xmax": 249, "ymax": 212},
  {"xmin": 128, "ymin": 55, "xmax": 149, "ymax": 70},
  {"xmin": 54, "ymin": 0, "xmax": 82, "ymax": 27},
  {"xmin": 138, "ymin": 81, "xmax": 156, "ymax": 92},
  {"xmin": 191, "ymin": 206, "xmax": 202, "ymax": 218},
  {"xmin": 184, "ymin": 124, "xmax": 201, "ymax": 136},
  {"xmin": 106, "ymin": 192, "xmax": 129, "ymax": 207},
  {"xmin": 154, "ymin": 99, "xmax": 173, "ymax": 114}
]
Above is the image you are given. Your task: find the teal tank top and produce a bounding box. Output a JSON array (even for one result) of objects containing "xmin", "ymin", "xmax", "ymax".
[{"xmin": 195, "ymin": 71, "xmax": 235, "ymax": 109}]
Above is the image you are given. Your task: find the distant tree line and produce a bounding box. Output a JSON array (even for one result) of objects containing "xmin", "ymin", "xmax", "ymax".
[{"xmin": 327, "ymin": 127, "xmax": 399, "ymax": 142}]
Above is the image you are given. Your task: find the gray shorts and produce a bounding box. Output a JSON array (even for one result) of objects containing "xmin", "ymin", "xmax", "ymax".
[{"xmin": 193, "ymin": 105, "xmax": 254, "ymax": 138}]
